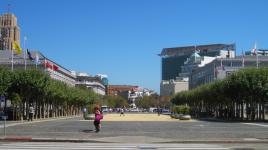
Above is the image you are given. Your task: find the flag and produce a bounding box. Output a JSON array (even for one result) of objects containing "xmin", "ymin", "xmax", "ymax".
[
  {"xmin": 35, "ymin": 53, "xmax": 40, "ymax": 64},
  {"xmin": 26, "ymin": 49, "xmax": 34, "ymax": 61},
  {"xmin": 12, "ymin": 41, "xmax": 22, "ymax": 55}
]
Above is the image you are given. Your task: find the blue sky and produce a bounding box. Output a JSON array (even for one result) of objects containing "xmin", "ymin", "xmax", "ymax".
[{"xmin": 1, "ymin": 0, "xmax": 268, "ymax": 93}]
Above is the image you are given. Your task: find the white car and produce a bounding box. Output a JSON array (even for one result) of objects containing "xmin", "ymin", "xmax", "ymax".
[{"xmin": 130, "ymin": 108, "xmax": 139, "ymax": 112}]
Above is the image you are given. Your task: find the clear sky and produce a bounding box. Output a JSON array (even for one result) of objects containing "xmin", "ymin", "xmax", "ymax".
[{"xmin": 1, "ymin": 0, "xmax": 268, "ymax": 93}]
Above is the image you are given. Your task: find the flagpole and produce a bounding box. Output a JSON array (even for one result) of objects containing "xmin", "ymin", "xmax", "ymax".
[
  {"xmin": 11, "ymin": 48, "xmax": 13, "ymax": 72},
  {"xmin": 255, "ymin": 42, "xmax": 258, "ymax": 69},
  {"xmin": 35, "ymin": 58, "xmax": 37, "ymax": 69},
  {"xmin": 44, "ymin": 58, "xmax": 47, "ymax": 71},
  {"xmin": 35, "ymin": 53, "xmax": 39, "ymax": 70},
  {"xmin": 221, "ymin": 57, "xmax": 223, "ymax": 68},
  {"xmin": 24, "ymin": 36, "xmax": 27, "ymax": 70},
  {"xmin": 242, "ymin": 49, "xmax": 245, "ymax": 68}
]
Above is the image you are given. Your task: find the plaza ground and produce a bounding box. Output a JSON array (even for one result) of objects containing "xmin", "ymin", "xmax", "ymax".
[
  {"xmin": 0, "ymin": 113, "xmax": 267, "ymax": 141},
  {"xmin": 0, "ymin": 113, "xmax": 268, "ymax": 149}
]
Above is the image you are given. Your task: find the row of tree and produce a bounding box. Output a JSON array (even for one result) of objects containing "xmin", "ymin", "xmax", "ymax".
[
  {"xmin": 135, "ymin": 94, "xmax": 171, "ymax": 109},
  {"xmin": 172, "ymin": 67, "xmax": 268, "ymax": 121},
  {"xmin": 0, "ymin": 67, "xmax": 98, "ymax": 120}
]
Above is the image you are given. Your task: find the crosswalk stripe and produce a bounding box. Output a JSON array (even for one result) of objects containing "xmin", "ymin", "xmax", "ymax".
[
  {"xmin": 166, "ymin": 148, "xmax": 228, "ymax": 150},
  {"xmin": 242, "ymin": 123, "xmax": 268, "ymax": 128},
  {"xmin": 0, "ymin": 143, "xmax": 229, "ymax": 150}
]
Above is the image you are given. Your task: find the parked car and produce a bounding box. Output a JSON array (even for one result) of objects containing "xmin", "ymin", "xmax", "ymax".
[
  {"xmin": 161, "ymin": 109, "xmax": 170, "ymax": 113},
  {"xmin": 149, "ymin": 107, "xmax": 157, "ymax": 112},
  {"xmin": 101, "ymin": 105, "xmax": 109, "ymax": 113},
  {"xmin": 130, "ymin": 108, "xmax": 139, "ymax": 112}
]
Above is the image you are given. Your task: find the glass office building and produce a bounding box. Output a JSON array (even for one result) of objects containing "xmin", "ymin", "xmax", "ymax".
[{"xmin": 159, "ymin": 44, "xmax": 236, "ymax": 80}]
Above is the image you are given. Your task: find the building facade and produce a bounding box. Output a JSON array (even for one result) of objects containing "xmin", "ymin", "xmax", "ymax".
[
  {"xmin": 75, "ymin": 72, "xmax": 106, "ymax": 95},
  {"xmin": 159, "ymin": 44, "xmax": 236, "ymax": 81},
  {"xmin": 190, "ymin": 55, "xmax": 268, "ymax": 89},
  {"xmin": 159, "ymin": 43, "xmax": 236, "ymax": 96},
  {"xmin": 0, "ymin": 13, "xmax": 20, "ymax": 50},
  {"xmin": 0, "ymin": 50, "xmax": 77, "ymax": 86},
  {"xmin": 108, "ymin": 85, "xmax": 154, "ymax": 108},
  {"xmin": 108, "ymin": 85, "xmax": 138, "ymax": 96},
  {"xmin": 160, "ymin": 79, "xmax": 189, "ymax": 96}
]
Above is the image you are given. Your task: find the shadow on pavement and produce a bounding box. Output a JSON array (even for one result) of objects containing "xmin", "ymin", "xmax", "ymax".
[{"xmin": 81, "ymin": 129, "xmax": 94, "ymax": 133}]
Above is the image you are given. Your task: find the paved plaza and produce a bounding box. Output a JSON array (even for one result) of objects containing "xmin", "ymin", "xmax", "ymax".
[{"xmin": 0, "ymin": 114, "xmax": 268, "ymax": 149}]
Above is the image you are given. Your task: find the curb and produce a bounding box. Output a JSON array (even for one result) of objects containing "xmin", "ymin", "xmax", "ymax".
[
  {"xmin": 0, "ymin": 137, "xmax": 268, "ymax": 144},
  {"xmin": 156, "ymin": 140, "xmax": 268, "ymax": 144},
  {"xmin": 1, "ymin": 137, "xmax": 32, "ymax": 141},
  {"xmin": 0, "ymin": 137, "xmax": 111, "ymax": 143}
]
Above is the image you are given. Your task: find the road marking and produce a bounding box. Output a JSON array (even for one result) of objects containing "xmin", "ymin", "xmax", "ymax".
[
  {"xmin": 242, "ymin": 123, "xmax": 268, "ymax": 128},
  {"xmin": 166, "ymin": 148, "xmax": 228, "ymax": 150},
  {"xmin": 0, "ymin": 142, "xmax": 229, "ymax": 150}
]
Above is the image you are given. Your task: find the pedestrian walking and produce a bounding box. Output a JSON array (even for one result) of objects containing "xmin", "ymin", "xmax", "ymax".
[
  {"xmin": 157, "ymin": 107, "xmax": 161, "ymax": 116},
  {"xmin": 120, "ymin": 108, "xmax": 124, "ymax": 116},
  {"xmin": 93, "ymin": 105, "xmax": 103, "ymax": 132},
  {"xmin": 28, "ymin": 104, "xmax": 34, "ymax": 121},
  {"xmin": 83, "ymin": 107, "xmax": 87, "ymax": 119}
]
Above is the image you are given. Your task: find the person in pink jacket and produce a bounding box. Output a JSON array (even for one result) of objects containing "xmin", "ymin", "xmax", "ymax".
[{"xmin": 94, "ymin": 107, "xmax": 103, "ymax": 132}]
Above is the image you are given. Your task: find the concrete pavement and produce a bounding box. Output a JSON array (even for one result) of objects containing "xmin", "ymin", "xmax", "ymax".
[{"xmin": 0, "ymin": 114, "xmax": 268, "ymax": 144}]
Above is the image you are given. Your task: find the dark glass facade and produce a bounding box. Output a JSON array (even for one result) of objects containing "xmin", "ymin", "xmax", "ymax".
[{"xmin": 161, "ymin": 55, "xmax": 190, "ymax": 80}]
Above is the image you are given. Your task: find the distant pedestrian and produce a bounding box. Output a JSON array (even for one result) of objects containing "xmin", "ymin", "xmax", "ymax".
[
  {"xmin": 28, "ymin": 104, "xmax": 34, "ymax": 121},
  {"xmin": 120, "ymin": 108, "xmax": 124, "ymax": 116},
  {"xmin": 157, "ymin": 107, "xmax": 161, "ymax": 116},
  {"xmin": 94, "ymin": 105, "xmax": 103, "ymax": 132},
  {"xmin": 83, "ymin": 107, "xmax": 87, "ymax": 119}
]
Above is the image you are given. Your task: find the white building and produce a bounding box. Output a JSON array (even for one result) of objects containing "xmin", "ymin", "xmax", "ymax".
[
  {"xmin": 0, "ymin": 50, "xmax": 77, "ymax": 86},
  {"xmin": 160, "ymin": 79, "xmax": 188, "ymax": 96},
  {"xmin": 75, "ymin": 72, "xmax": 106, "ymax": 95},
  {"xmin": 127, "ymin": 87, "xmax": 155, "ymax": 108}
]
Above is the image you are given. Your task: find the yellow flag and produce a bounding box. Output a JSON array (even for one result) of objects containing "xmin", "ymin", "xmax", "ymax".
[{"xmin": 12, "ymin": 41, "xmax": 22, "ymax": 55}]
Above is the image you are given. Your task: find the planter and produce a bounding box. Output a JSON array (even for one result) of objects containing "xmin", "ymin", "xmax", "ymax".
[
  {"xmin": 179, "ymin": 114, "xmax": 191, "ymax": 120},
  {"xmin": 84, "ymin": 113, "xmax": 95, "ymax": 120}
]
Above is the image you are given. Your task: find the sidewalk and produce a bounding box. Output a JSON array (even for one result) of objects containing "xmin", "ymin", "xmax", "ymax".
[{"xmin": 0, "ymin": 115, "xmax": 81, "ymax": 128}]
